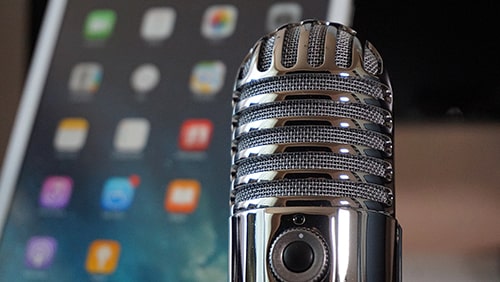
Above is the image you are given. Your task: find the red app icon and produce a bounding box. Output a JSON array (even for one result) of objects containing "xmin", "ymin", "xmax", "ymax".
[{"xmin": 178, "ymin": 119, "xmax": 213, "ymax": 151}]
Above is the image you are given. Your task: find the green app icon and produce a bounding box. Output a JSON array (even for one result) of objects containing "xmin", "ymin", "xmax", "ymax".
[{"xmin": 84, "ymin": 10, "xmax": 116, "ymax": 40}]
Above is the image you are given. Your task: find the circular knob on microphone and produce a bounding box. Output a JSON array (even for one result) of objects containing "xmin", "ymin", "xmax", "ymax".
[
  {"xmin": 269, "ymin": 228, "xmax": 328, "ymax": 282},
  {"xmin": 282, "ymin": 240, "xmax": 314, "ymax": 273}
]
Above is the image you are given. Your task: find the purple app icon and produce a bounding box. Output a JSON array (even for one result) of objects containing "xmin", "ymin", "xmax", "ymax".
[
  {"xmin": 25, "ymin": 236, "xmax": 57, "ymax": 269},
  {"xmin": 39, "ymin": 176, "xmax": 73, "ymax": 209}
]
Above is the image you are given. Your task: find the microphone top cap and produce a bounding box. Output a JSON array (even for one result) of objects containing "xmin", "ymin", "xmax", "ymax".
[{"xmin": 235, "ymin": 19, "xmax": 387, "ymax": 92}]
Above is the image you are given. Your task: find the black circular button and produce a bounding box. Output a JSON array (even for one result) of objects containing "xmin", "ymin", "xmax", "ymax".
[
  {"xmin": 269, "ymin": 228, "xmax": 329, "ymax": 282},
  {"xmin": 283, "ymin": 241, "xmax": 314, "ymax": 273}
]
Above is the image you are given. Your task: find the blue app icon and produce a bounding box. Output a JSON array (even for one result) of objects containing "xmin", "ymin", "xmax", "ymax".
[{"xmin": 101, "ymin": 176, "xmax": 138, "ymax": 211}]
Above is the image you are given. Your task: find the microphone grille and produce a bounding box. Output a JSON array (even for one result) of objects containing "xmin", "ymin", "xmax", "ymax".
[
  {"xmin": 282, "ymin": 25, "xmax": 301, "ymax": 68},
  {"xmin": 257, "ymin": 36, "xmax": 275, "ymax": 72},
  {"xmin": 231, "ymin": 20, "xmax": 393, "ymax": 210},
  {"xmin": 236, "ymin": 127, "xmax": 391, "ymax": 157}
]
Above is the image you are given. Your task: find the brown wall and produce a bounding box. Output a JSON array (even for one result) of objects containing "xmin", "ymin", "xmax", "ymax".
[
  {"xmin": 0, "ymin": 0, "xmax": 27, "ymax": 172},
  {"xmin": 396, "ymin": 123, "xmax": 500, "ymax": 254}
]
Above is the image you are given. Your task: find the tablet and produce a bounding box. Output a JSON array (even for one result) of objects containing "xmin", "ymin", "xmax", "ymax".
[{"xmin": 0, "ymin": 0, "xmax": 336, "ymax": 280}]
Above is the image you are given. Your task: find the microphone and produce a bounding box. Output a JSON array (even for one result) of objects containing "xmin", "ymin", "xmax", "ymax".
[{"xmin": 230, "ymin": 20, "xmax": 401, "ymax": 282}]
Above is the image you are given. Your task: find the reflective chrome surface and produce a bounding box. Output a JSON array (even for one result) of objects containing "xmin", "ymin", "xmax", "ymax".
[
  {"xmin": 230, "ymin": 200, "xmax": 400, "ymax": 281},
  {"xmin": 230, "ymin": 20, "xmax": 400, "ymax": 281}
]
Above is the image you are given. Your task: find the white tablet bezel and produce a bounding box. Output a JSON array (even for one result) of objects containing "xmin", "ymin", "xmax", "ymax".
[{"xmin": 0, "ymin": 0, "xmax": 68, "ymax": 235}]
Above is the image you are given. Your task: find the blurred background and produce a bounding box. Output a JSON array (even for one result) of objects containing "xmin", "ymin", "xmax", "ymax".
[{"xmin": 1, "ymin": 0, "xmax": 498, "ymax": 281}]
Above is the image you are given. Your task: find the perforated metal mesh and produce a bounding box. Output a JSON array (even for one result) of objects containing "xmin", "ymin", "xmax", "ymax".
[
  {"xmin": 282, "ymin": 26, "xmax": 301, "ymax": 68},
  {"xmin": 234, "ymin": 179, "xmax": 392, "ymax": 205},
  {"xmin": 308, "ymin": 24, "xmax": 327, "ymax": 67},
  {"xmin": 237, "ymin": 99, "xmax": 386, "ymax": 126},
  {"xmin": 335, "ymin": 29, "xmax": 352, "ymax": 68},
  {"xmin": 238, "ymin": 58, "xmax": 251, "ymax": 79},
  {"xmin": 257, "ymin": 35, "xmax": 276, "ymax": 72},
  {"xmin": 364, "ymin": 47, "xmax": 379, "ymax": 75},
  {"xmin": 238, "ymin": 73, "xmax": 385, "ymax": 100},
  {"xmin": 235, "ymin": 152, "xmax": 388, "ymax": 178},
  {"xmin": 237, "ymin": 126, "xmax": 389, "ymax": 152}
]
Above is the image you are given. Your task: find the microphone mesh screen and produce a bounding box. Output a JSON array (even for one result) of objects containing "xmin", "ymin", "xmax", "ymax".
[
  {"xmin": 234, "ymin": 179, "xmax": 391, "ymax": 205},
  {"xmin": 235, "ymin": 152, "xmax": 388, "ymax": 179},
  {"xmin": 236, "ymin": 126, "xmax": 389, "ymax": 152},
  {"xmin": 363, "ymin": 47, "xmax": 380, "ymax": 75},
  {"xmin": 237, "ymin": 99, "xmax": 386, "ymax": 126},
  {"xmin": 307, "ymin": 24, "xmax": 327, "ymax": 67},
  {"xmin": 282, "ymin": 26, "xmax": 301, "ymax": 68},
  {"xmin": 335, "ymin": 29, "xmax": 353, "ymax": 68},
  {"xmin": 239, "ymin": 73, "xmax": 385, "ymax": 100},
  {"xmin": 257, "ymin": 36, "xmax": 276, "ymax": 72},
  {"xmin": 232, "ymin": 21, "xmax": 393, "ymax": 208}
]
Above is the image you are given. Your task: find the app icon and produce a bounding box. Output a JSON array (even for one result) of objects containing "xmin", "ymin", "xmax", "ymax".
[
  {"xmin": 53, "ymin": 118, "xmax": 89, "ymax": 153},
  {"xmin": 68, "ymin": 63, "xmax": 103, "ymax": 96},
  {"xmin": 190, "ymin": 60, "xmax": 226, "ymax": 97},
  {"xmin": 39, "ymin": 176, "xmax": 73, "ymax": 209},
  {"xmin": 164, "ymin": 179, "xmax": 201, "ymax": 214},
  {"xmin": 130, "ymin": 64, "xmax": 160, "ymax": 95},
  {"xmin": 140, "ymin": 7, "xmax": 176, "ymax": 42},
  {"xmin": 266, "ymin": 3, "xmax": 302, "ymax": 32},
  {"xmin": 25, "ymin": 236, "xmax": 57, "ymax": 269},
  {"xmin": 85, "ymin": 240, "xmax": 121, "ymax": 274},
  {"xmin": 201, "ymin": 5, "xmax": 238, "ymax": 40},
  {"xmin": 101, "ymin": 175, "xmax": 140, "ymax": 211},
  {"xmin": 178, "ymin": 119, "xmax": 213, "ymax": 152},
  {"xmin": 113, "ymin": 118, "xmax": 150, "ymax": 154},
  {"xmin": 84, "ymin": 9, "xmax": 117, "ymax": 40}
]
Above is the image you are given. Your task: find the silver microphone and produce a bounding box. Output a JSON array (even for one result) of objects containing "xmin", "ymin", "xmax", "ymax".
[{"xmin": 230, "ymin": 20, "xmax": 401, "ymax": 282}]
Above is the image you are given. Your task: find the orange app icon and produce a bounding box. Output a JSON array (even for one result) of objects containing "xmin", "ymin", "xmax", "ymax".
[
  {"xmin": 85, "ymin": 240, "xmax": 121, "ymax": 274},
  {"xmin": 164, "ymin": 179, "xmax": 201, "ymax": 214}
]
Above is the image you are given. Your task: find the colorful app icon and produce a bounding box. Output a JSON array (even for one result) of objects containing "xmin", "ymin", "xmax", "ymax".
[
  {"xmin": 190, "ymin": 60, "xmax": 226, "ymax": 97},
  {"xmin": 113, "ymin": 118, "xmax": 150, "ymax": 154},
  {"xmin": 140, "ymin": 7, "xmax": 176, "ymax": 42},
  {"xmin": 39, "ymin": 176, "xmax": 73, "ymax": 209},
  {"xmin": 178, "ymin": 119, "xmax": 213, "ymax": 152},
  {"xmin": 68, "ymin": 63, "xmax": 103, "ymax": 95},
  {"xmin": 266, "ymin": 3, "xmax": 302, "ymax": 32},
  {"xmin": 85, "ymin": 240, "xmax": 121, "ymax": 274},
  {"xmin": 101, "ymin": 175, "xmax": 140, "ymax": 211},
  {"xmin": 164, "ymin": 179, "xmax": 201, "ymax": 214},
  {"xmin": 130, "ymin": 64, "xmax": 160, "ymax": 95},
  {"xmin": 53, "ymin": 118, "xmax": 89, "ymax": 153},
  {"xmin": 201, "ymin": 5, "xmax": 238, "ymax": 40},
  {"xmin": 83, "ymin": 9, "xmax": 117, "ymax": 40},
  {"xmin": 25, "ymin": 236, "xmax": 57, "ymax": 269}
]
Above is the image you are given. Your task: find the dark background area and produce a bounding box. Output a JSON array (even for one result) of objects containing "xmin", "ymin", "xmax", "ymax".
[{"xmin": 353, "ymin": 1, "xmax": 499, "ymax": 122}]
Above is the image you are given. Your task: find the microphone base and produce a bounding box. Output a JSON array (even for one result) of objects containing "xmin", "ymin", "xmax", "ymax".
[{"xmin": 230, "ymin": 199, "xmax": 401, "ymax": 282}]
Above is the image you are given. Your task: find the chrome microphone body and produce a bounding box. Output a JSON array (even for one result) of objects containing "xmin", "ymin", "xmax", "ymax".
[{"xmin": 230, "ymin": 20, "xmax": 401, "ymax": 282}]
